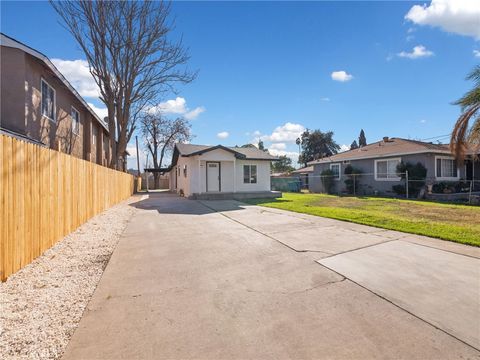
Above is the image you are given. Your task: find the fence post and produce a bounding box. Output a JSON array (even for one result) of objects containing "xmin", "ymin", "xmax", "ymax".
[
  {"xmin": 469, "ymin": 180, "xmax": 473, "ymax": 205},
  {"xmin": 405, "ymin": 170, "xmax": 409, "ymax": 199},
  {"xmin": 353, "ymin": 174, "xmax": 356, "ymax": 196}
]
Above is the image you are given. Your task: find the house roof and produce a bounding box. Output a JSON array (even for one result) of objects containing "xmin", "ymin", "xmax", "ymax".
[
  {"xmin": 175, "ymin": 143, "xmax": 279, "ymax": 161},
  {"xmin": 0, "ymin": 32, "xmax": 108, "ymax": 132},
  {"xmin": 307, "ymin": 137, "xmax": 457, "ymax": 165},
  {"xmin": 292, "ymin": 165, "xmax": 314, "ymax": 174}
]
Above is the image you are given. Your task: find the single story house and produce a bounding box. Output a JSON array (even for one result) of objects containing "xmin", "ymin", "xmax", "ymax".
[
  {"xmin": 308, "ymin": 137, "xmax": 479, "ymax": 195},
  {"xmin": 292, "ymin": 165, "xmax": 314, "ymax": 190},
  {"xmin": 166, "ymin": 143, "xmax": 281, "ymax": 199}
]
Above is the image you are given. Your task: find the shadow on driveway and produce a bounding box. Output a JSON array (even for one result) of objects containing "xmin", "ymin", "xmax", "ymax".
[{"xmin": 129, "ymin": 192, "xmax": 249, "ymax": 215}]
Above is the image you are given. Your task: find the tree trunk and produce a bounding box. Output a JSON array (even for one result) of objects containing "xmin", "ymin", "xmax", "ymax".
[{"xmin": 153, "ymin": 172, "xmax": 160, "ymax": 189}]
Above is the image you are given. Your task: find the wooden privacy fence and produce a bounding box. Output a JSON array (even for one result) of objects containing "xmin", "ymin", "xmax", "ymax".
[{"xmin": 0, "ymin": 134, "xmax": 135, "ymax": 281}]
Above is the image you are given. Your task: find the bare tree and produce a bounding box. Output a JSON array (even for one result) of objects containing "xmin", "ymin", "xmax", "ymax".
[
  {"xmin": 50, "ymin": 1, "xmax": 196, "ymax": 169},
  {"xmin": 141, "ymin": 113, "xmax": 191, "ymax": 188}
]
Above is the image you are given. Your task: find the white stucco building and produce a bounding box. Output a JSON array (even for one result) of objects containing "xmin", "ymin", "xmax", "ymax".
[{"xmin": 167, "ymin": 143, "xmax": 280, "ymax": 199}]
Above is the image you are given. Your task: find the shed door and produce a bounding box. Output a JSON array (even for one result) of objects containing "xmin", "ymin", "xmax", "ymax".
[{"xmin": 207, "ymin": 162, "xmax": 220, "ymax": 192}]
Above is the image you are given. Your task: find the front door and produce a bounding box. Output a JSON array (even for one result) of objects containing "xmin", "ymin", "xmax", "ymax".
[
  {"xmin": 207, "ymin": 162, "xmax": 220, "ymax": 192},
  {"xmin": 466, "ymin": 160, "xmax": 474, "ymax": 180}
]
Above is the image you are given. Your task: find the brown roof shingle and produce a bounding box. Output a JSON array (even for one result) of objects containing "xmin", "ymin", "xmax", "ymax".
[{"xmin": 308, "ymin": 138, "xmax": 452, "ymax": 165}]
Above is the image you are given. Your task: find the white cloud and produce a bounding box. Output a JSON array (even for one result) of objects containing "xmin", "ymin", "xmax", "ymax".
[
  {"xmin": 126, "ymin": 145, "xmax": 147, "ymax": 172},
  {"xmin": 474, "ymin": 50, "xmax": 480, "ymax": 58},
  {"xmin": 420, "ymin": 119, "xmax": 427, "ymax": 123},
  {"xmin": 320, "ymin": 97, "xmax": 331, "ymax": 102},
  {"xmin": 397, "ymin": 45, "xmax": 434, "ymax": 59},
  {"xmin": 184, "ymin": 106, "xmax": 206, "ymax": 120},
  {"xmin": 339, "ymin": 144, "xmax": 350, "ymax": 153},
  {"xmin": 51, "ymin": 59, "xmax": 100, "ymax": 98},
  {"xmin": 269, "ymin": 142, "xmax": 287, "ymax": 150},
  {"xmin": 405, "ymin": 0, "xmax": 480, "ymax": 39},
  {"xmin": 87, "ymin": 102, "xmax": 108, "ymax": 120},
  {"xmin": 148, "ymin": 97, "xmax": 205, "ymax": 120},
  {"xmin": 153, "ymin": 97, "xmax": 187, "ymax": 114},
  {"xmin": 268, "ymin": 149, "xmax": 300, "ymax": 163},
  {"xmin": 331, "ymin": 71, "xmax": 353, "ymax": 82},
  {"xmin": 217, "ymin": 131, "xmax": 229, "ymax": 139},
  {"xmin": 261, "ymin": 122, "xmax": 305, "ymax": 143}
]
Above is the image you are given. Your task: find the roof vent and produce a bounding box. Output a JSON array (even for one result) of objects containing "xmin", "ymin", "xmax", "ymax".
[{"xmin": 383, "ymin": 136, "xmax": 390, "ymax": 143}]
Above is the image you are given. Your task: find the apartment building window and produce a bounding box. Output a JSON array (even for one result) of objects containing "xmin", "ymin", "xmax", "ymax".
[
  {"xmin": 71, "ymin": 107, "xmax": 80, "ymax": 135},
  {"xmin": 375, "ymin": 158, "xmax": 401, "ymax": 180},
  {"xmin": 243, "ymin": 165, "xmax": 257, "ymax": 184},
  {"xmin": 41, "ymin": 79, "xmax": 56, "ymax": 121},
  {"xmin": 435, "ymin": 156, "xmax": 458, "ymax": 179}
]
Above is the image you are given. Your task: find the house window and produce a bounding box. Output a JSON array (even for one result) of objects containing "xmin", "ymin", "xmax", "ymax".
[
  {"xmin": 330, "ymin": 163, "xmax": 341, "ymax": 180},
  {"xmin": 436, "ymin": 157, "xmax": 458, "ymax": 179},
  {"xmin": 243, "ymin": 165, "xmax": 257, "ymax": 184},
  {"xmin": 375, "ymin": 158, "xmax": 401, "ymax": 180},
  {"xmin": 92, "ymin": 126, "xmax": 97, "ymax": 145},
  {"xmin": 183, "ymin": 164, "xmax": 187, "ymax": 177},
  {"xmin": 41, "ymin": 79, "xmax": 56, "ymax": 121},
  {"xmin": 71, "ymin": 107, "xmax": 80, "ymax": 135}
]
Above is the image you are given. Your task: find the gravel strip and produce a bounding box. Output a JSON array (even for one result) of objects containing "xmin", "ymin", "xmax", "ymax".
[{"xmin": 0, "ymin": 196, "xmax": 140, "ymax": 360}]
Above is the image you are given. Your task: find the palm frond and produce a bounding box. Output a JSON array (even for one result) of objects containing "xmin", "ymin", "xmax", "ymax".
[{"xmin": 450, "ymin": 103, "xmax": 480, "ymax": 160}]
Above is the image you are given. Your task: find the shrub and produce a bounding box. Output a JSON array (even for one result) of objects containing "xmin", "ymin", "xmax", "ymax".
[
  {"xmin": 321, "ymin": 169, "xmax": 335, "ymax": 194},
  {"xmin": 392, "ymin": 184, "xmax": 406, "ymax": 195},
  {"xmin": 432, "ymin": 181, "xmax": 472, "ymax": 194},
  {"xmin": 395, "ymin": 162, "xmax": 427, "ymax": 197},
  {"xmin": 344, "ymin": 165, "xmax": 362, "ymax": 194}
]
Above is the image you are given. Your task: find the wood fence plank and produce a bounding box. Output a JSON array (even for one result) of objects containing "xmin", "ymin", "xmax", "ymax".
[{"xmin": 0, "ymin": 134, "xmax": 135, "ymax": 281}]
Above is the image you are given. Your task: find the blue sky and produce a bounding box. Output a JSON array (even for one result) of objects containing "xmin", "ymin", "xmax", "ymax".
[{"xmin": 2, "ymin": 1, "xmax": 479, "ymax": 169}]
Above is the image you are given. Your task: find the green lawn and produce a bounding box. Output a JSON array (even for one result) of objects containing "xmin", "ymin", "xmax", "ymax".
[{"xmin": 245, "ymin": 193, "xmax": 480, "ymax": 247}]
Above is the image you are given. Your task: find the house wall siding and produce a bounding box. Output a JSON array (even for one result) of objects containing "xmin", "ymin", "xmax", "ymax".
[
  {"xmin": 235, "ymin": 159, "xmax": 271, "ymax": 192},
  {"xmin": 0, "ymin": 47, "xmax": 25, "ymax": 134},
  {"xmin": 0, "ymin": 45, "xmax": 112, "ymax": 167},
  {"xmin": 310, "ymin": 153, "xmax": 466, "ymax": 195}
]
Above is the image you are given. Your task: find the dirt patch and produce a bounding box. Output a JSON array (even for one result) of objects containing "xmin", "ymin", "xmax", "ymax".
[{"xmin": 0, "ymin": 196, "xmax": 140, "ymax": 360}]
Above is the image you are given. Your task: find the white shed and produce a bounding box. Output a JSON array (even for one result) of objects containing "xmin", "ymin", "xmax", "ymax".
[{"xmin": 167, "ymin": 144, "xmax": 281, "ymax": 200}]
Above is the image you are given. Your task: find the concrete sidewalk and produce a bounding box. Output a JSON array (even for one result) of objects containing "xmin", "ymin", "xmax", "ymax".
[{"xmin": 63, "ymin": 193, "xmax": 480, "ymax": 359}]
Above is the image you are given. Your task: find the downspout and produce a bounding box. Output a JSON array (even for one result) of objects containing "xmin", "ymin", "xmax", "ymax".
[{"xmin": 233, "ymin": 157, "xmax": 236, "ymax": 193}]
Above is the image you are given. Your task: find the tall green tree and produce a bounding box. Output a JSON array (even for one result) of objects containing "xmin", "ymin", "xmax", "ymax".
[
  {"xmin": 298, "ymin": 130, "xmax": 340, "ymax": 166},
  {"xmin": 258, "ymin": 140, "xmax": 268, "ymax": 152},
  {"xmin": 350, "ymin": 140, "xmax": 359, "ymax": 150},
  {"xmin": 451, "ymin": 65, "xmax": 480, "ymax": 159},
  {"xmin": 271, "ymin": 155, "xmax": 294, "ymax": 173},
  {"xmin": 358, "ymin": 129, "xmax": 367, "ymax": 147}
]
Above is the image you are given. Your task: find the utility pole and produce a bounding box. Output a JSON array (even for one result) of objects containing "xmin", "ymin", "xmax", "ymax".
[{"xmin": 135, "ymin": 136, "xmax": 141, "ymax": 175}]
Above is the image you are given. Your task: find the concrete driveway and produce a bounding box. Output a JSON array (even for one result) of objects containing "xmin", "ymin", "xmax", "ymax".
[{"xmin": 63, "ymin": 193, "xmax": 480, "ymax": 359}]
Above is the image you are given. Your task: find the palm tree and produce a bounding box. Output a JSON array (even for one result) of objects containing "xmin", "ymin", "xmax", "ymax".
[{"xmin": 450, "ymin": 65, "xmax": 480, "ymax": 159}]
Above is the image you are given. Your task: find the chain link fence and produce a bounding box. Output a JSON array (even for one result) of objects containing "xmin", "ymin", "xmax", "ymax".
[{"xmin": 271, "ymin": 172, "xmax": 480, "ymax": 204}]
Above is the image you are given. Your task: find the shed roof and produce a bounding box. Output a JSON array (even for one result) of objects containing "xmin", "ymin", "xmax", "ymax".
[{"xmin": 292, "ymin": 166, "xmax": 314, "ymax": 174}]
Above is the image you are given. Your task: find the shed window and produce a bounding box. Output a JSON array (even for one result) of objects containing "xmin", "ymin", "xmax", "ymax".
[
  {"xmin": 41, "ymin": 79, "xmax": 56, "ymax": 121},
  {"xmin": 243, "ymin": 165, "xmax": 257, "ymax": 184},
  {"xmin": 375, "ymin": 158, "xmax": 401, "ymax": 180},
  {"xmin": 330, "ymin": 163, "xmax": 341, "ymax": 180},
  {"xmin": 71, "ymin": 107, "xmax": 80, "ymax": 135},
  {"xmin": 436, "ymin": 157, "xmax": 458, "ymax": 179}
]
